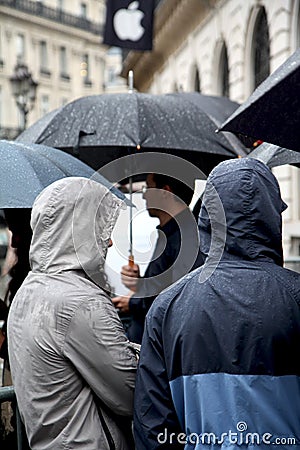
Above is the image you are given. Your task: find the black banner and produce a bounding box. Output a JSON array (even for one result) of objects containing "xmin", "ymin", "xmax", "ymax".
[{"xmin": 103, "ymin": 0, "xmax": 154, "ymax": 51}]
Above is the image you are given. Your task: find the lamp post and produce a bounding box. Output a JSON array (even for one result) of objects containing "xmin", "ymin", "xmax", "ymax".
[{"xmin": 9, "ymin": 62, "xmax": 38, "ymax": 131}]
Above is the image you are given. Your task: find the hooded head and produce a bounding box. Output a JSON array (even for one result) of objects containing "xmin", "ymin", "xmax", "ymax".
[
  {"xmin": 199, "ymin": 158, "xmax": 287, "ymax": 266},
  {"xmin": 29, "ymin": 177, "xmax": 125, "ymax": 287}
]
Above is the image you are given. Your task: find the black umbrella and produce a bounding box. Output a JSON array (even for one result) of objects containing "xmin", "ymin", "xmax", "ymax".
[
  {"xmin": 0, "ymin": 140, "xmax": 130, "ymax": 208},
  {"xmin": 168, "ymin": 92, "xmax": 240, "ymax": 126},
  {"xmin": 248, "ymin": 142, "xmax": 300, "ymax": 168},
  {"xmin": 167, "ymin": 92, "xmax": 245, "ymax": 154},
  {"xmin": 17, "ymin": 92, "xmax": 247, "ymax": 175},
  {"xmin": 17, "ymin": 92, "xmax": 247, "ymax": 265},
  {"xmin": 219, "ymin": 48, "xmax": 300, "ymax": 151}
]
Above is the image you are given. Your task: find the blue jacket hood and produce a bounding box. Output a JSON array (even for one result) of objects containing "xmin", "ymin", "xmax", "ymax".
[{"xmin": 199, "ymin": 158, "xmax": 287, "ymax": 265}]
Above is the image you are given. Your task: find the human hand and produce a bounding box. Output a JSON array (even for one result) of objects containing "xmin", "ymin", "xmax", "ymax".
[
  {"xmin": 121, "ymin": 264, "xmax": 140, "ymax": 291},
  {"xmin": 112, "ymin": 293, "xmax": 132, "ymax": 313}
]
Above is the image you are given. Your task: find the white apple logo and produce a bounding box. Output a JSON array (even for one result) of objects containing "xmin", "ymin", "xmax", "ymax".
[{"xmin": 113, "ymin": 1, "xmax": 145, "ymax": 42}]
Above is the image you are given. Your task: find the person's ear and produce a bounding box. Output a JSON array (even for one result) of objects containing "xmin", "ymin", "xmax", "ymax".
[
  {"xmin": 163, "ymin": 184, "xmax": 172, "ymax": 193},
  {"xmin": 162, "ymin": 185, "xmax": 174, "ymax": 200}
]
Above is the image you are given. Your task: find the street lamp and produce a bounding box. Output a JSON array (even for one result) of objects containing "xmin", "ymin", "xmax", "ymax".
[{"xmin": 9, "ymin": 62, "xmax": 38, "ymax": 130}]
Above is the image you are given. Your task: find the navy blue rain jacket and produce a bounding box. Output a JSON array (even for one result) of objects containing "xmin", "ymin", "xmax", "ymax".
[{"xmin": 134, "ymin": 158, "xmax": 300, "ymax": 450}]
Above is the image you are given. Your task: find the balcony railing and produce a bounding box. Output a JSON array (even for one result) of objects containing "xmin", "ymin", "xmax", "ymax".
[
  {"xmin": 0, "ymin": 0, "xmax": 103, "ymax": 35},
  {"xmin": 0, "ymin": 386, "xmax": 26, "ymax": 449}
]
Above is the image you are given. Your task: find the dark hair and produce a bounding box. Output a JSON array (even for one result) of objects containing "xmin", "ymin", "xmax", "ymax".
[
  {"xmin": 1, "ymin": 209, "xmax": 32, "ymax": 364},
  {"xmin": 152, "ymin": 174, "xmax": 194, "ymax": 206},
  {"xmin": 3, "ymin": 208, "xmax": 32, "ymax": 305}
]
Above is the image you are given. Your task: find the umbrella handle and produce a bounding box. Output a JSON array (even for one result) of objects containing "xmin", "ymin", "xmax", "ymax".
[{"xmin": 128, "ymin": 254, "xmax": 135, "ymax": 267}]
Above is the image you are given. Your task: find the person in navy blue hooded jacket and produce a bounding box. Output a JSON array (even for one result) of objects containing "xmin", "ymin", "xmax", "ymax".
[{"xmin": 134, "ymin": 158, "xmax": 300, "ymax": 450}]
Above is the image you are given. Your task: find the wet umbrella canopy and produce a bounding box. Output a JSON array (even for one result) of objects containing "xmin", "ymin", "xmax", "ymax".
[
  {"xmin": 17, "ymin": 107, "xmax": 62, "ymax": 143},
  {"xmin": 0, "ymin": 140, "xmax": 130, "ymax": 208},
  {"xmin": 248, "ymin": 142, "xmax": 300, "ymax": 168},
  {"xmin": 17, "ymin": 93, "xmax": 247, "ymax": 175},
  {"xmin": 168, "ymin": 92, "xmax": 241, "ymax": 127},
  {"xmin": 167, "ymin": 92, "xmax": 245, "ymax": 154},
  {"xmin": 219, "ymin": 48, "xmax": 300, "ymax": 152}
]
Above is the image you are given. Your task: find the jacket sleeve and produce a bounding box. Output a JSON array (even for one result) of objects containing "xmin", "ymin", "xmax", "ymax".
[
  {"xmin": 129, "ymin": 238, "xmax": 176, "ymax": 319},
  {"xmin": 63, "ymin": 295, "xmax": 137, "ymax": 416},
  {"xmin": 129, "ymin": 292, "xmax": 156, "ymax": 317},
  {"xmin": 134, "ymin": 303, "xmax": 184, "ymax": 449}
]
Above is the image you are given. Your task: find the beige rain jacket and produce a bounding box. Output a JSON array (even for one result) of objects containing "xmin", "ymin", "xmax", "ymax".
[{"xmin": 7, "ymin": 177, "xmax": 138, "ymax": 449}]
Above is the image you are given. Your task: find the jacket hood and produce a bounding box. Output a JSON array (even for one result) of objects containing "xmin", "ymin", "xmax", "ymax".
[
  {"xmin": 199, "ymin": 158, "xmax": 287, "ymax": 265},
  {"xmin": 30, "ymin": 177, "xmax": 125, "ymax": 284}
]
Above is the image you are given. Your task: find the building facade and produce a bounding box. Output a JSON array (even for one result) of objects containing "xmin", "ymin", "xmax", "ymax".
[
  {"xmin": 122, "ymin": 0, "xmax": 300, "ymax": 260},
  {"xmin": 0, "ymin": 0, "xmax": 126, "ymax": 138}
]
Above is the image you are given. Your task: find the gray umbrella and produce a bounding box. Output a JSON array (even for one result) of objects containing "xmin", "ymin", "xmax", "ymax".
[
  {"xmin": 219, "ymin": 48, "xmax": 300, "ymax": 152},
  {"xmin": 248, "ymin": 142, "xmax": 300, "ymax": 168},
  {"xmin": 0, "ymin": 140, "xmax": 130, "ymax": 208},
  {"xmin": 17, "ymin": 107, "xmax": 62, "ymax": 142},
  {"xmin": 17, "ymin": 92, "xmax": 247, "ymax": 175}
]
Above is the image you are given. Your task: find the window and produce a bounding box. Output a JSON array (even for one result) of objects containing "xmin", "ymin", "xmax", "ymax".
[
  {"xmin": 0, "ymin": 86, "xmax": 2, "ymax": 128},
  {"xmin": 59, "ymin": 46, "xmax": 69, "ymax": 80},
  {"xmin": 81, "ymin": 54, "xmax": 91, "ymax": 86},
  {"xmin": 194, "ymin": 68, "xmax": 201, "ymax": 92},
  {"xmin": 107, "ymin": 67, "xmax": 116, "ymax": 84},
  {"xmin": 297, "ymin": 5, "xmax": 300, "ymax": 47},
  {"xmin": 214, "ymin": 37, "xmax": 229, "ymax": 97},
  {"xmin": 80, "ymin": 3, "xmax": 87, "ymax": 18},
  {"xmin": 219, "ymin": 43, "xmax": 229, "ymax": 97},
  {"xmin": 107, "ymin": 47, "xmax": 121, "ymax": 55},
  {"xmin": 39, "ymin": 41, "xmax": 49, "ymax": 75},
  {"xmin": 0, "ymin": 27, "xmax": 3, "ymax": 66},
  {"xmin": 245, "ymin": 6, "xmax": 271, "ymax": 95},
  {"xmin": 16, "ymin": 34, "xmax": 25, "ymax": 63},
  {"xmin": 212, "ymin": 40, "xmax": 229, "ymax": 96},
  {"xmin": 40, "ymin": 95, "xmax": 49, "ymax": 116},
  {"xmin": 252, "ymin": 7, "xmax": 270, "ymax": 89}
]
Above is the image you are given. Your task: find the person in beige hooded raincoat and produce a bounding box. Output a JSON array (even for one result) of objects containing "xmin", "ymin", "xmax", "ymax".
[{"xmin": 7, "ymin": 177, "xmax": 138, "ymax": 450}]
